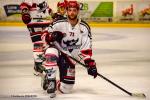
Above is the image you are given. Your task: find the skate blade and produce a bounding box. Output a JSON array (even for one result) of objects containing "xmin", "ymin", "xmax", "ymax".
[
  {"xmin": 50, "ymin": 93, "xmax": 56, "ymax": 98},
  {"xmin": 33, "ymin": 72, "xmax": 44, "ymax": 77}
]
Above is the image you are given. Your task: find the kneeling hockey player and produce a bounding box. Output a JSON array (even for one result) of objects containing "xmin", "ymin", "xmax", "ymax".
[{"xmin": 41, "ymin": 0, "xmax": 97, "ymax": 98}]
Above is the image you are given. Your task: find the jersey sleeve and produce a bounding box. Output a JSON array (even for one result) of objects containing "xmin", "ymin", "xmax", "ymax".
[
  {"xmin": 47, "ymin": 24, "xmax": 53, "ymax": 33},
  {"xmin": 20, "ymin": 2, "xmax": 32, "ymax": 24},
  {"xmin": 47, "ymin": 19, "xmax": 65, "ymax": 33},
  {"xmin": 47, "ymin": 22, "xmax": 58, "ymax": 33},
  {"xmin": 20, "ymin": 2, "xmax": 32, "ymax": 13},
  {"xmin": 80, "ymin": 22, "xmax": 93, "ymax": 60}
]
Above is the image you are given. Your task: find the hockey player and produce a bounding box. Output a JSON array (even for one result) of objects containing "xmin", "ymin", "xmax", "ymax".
[
  {"xmin": 20, "ymin": 0, "xmax": 53, "ymax": 75},
  {"xmin": 52, "ymin": 0, "xmax": 67, "ymax": 21},
  {"xmin": 42, "ymin": 0, "xmax": 97, "ymax": 98}
]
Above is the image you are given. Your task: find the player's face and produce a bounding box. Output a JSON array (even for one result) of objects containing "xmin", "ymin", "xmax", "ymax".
[
  {"xmin": 58, "ymin": 7, "xmax": 66, "ymax": 15},
  {"xmin": 67, "ymin": 7, "xmax": 79, "ymax": 20}
]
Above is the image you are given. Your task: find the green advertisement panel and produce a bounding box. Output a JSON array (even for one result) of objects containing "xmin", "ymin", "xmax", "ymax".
[
  {"xmin": 80, "ymin": 1, "xmax": 113, "ymax": 22},
  {"xmin": 91, "ymin": 2, "xmax": 113, "ymax": 17}
]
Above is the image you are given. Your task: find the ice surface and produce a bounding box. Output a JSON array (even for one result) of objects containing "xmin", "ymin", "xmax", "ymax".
[{"xmin": 0, "ymin": 27, "xmax": 149, "ymax": 100}]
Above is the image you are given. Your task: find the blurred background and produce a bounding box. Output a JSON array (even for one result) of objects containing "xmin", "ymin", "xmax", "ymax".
[{"xmin": 0, "ymin": 0, "xmax": 150, "ymax": 24}]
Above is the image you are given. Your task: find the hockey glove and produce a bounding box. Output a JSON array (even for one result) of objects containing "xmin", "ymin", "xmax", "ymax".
[
  {"xmin": 84, "ymin": 58, "xmax": 97, "ymax": 78},
  {"xmin": 22, "ymin": 13, "xmax": 31, "ymax": 24},
  {"xmin": 42, "ymin": 31, "xmax": 64, "ymax": 45},
  {"xmin": 51, "ymin": 31, "xmax": 65, "ymax": 43}
]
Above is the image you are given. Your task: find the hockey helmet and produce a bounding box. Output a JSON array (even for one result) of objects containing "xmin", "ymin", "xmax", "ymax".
[
  {"xmin": 66, "ymin": 1, "xmax": 79, "ymax": 10},
  {"xmin": 57, "ymin": 1, "xmax": 66, "ymax": 8}
]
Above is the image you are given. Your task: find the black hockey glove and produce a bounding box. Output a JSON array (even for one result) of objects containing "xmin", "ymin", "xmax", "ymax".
[
  {"xmin": 84, "ymin": 59, "xmax": 97, "ymax": 78},
  {"xmin": 51, "ymin": 31, "xmax": 65, "ymax": 43}
]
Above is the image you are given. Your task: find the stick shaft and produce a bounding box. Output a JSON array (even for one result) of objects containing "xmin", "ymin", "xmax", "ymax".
[
  {"xmin": 97, "ymin": 73, "xmax": 132, "ymax": 96},
  {"xmin": 69, "ymin": 56, "xmax": 132, "ymax": 96}
]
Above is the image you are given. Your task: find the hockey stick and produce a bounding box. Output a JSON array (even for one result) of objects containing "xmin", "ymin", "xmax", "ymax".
[{"xmin": 54, "ymin": 42, "xmax": 146, "ymax": 98}]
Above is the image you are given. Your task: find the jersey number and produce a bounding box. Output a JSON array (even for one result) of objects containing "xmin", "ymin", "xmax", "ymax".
[{"xmin": 70, "ymin": 32, "xmax": 74, "ymax": 37}]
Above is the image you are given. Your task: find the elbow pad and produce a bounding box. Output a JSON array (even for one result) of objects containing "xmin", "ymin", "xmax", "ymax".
[{"xmin": 20, "ymin": 2, "xmax": 31, "ymax": 14}]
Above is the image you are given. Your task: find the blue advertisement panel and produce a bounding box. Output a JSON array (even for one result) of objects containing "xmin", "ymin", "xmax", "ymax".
[{"xmin": 4, "ymin": 4, "xmax": 21, "ymax": 16}]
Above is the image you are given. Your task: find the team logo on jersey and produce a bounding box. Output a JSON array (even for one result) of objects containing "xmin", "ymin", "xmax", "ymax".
[
  {"xmin": 63, "ymin": 38, "xmax": 80, "ymax": 52},
  {"xmin": 46, "ymin": 68, "xmax": 56, "ymax": 78}
]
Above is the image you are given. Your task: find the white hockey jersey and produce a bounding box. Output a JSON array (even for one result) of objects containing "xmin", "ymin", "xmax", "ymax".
[
  {"xmin": 27, "ymin": 6, "xmax": 52, "ymax": 35},
  {"xmin": 48, "ymin": 18, "xmax": 93, "ymax": 60},
  {"xmin": 20, "ymin": 1, "xmax": 52, "ymax": 44}
]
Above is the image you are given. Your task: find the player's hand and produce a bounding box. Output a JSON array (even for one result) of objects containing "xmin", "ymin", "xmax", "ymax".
[
  {"xmin": 84, "ymin": 58, "xmax": 97, "ymax": 78},
  {"xmin": 51, "ymin": 31, "xmax": 65, "ymax": 42},
  {"xmin": 22, "ymin": 13, "xmax": 31, "ymax": 24}
]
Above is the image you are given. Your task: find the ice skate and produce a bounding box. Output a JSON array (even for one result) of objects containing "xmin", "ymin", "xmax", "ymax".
[
  {"xmin": 49, "ymin": 93, "xmax": 56, "ymax": 98},
  {"xmin": 34, "ymin": 62, "xmax": 44, "ymax": 76},
  {"xmin": 41, "ymin": 75, "xmax": 49, "ymax": 90},
  {"xmin": 47, "ymin": 80, "xmax": 56, "ymax": 98}
]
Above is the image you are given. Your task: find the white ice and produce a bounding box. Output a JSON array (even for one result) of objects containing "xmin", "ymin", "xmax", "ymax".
[{"xmin": 0, "ymin": 26, "xmax": 150, "ymax": 100}]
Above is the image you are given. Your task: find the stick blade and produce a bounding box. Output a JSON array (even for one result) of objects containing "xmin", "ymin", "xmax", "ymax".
[{"xmin": 132, "ymin": 93, "xmax": 146, "ymax": 98}]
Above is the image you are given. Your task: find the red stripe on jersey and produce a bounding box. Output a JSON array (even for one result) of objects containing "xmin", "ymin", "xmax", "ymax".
[
  {"xmin": 33, "ymin": 50, "xmax": 43, "ymax": 52},
  {"xmin": 81, "ymin": 49, "xmax": 92, "ymax": 57},
  {"xmin": 44, "ymin": 63, "xmax": 57, "ymax": 67},
  {"xmin": 64, "ymin": 76, "xmax": 75, "ymax": 79},
  {"xmin": 27, "ymin": 22, "xmax": 51, "ymax": 26},
  {"xmin": 45, "ymin": 53, "xmax": 58, "ymax": 58},
  {"xmin": 33, "ymin": 48, "xmax": 43, "ymax": 52},
  {"xmin": 30, "ymin": 32, "xmax": 43, "ymax": 36}
]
